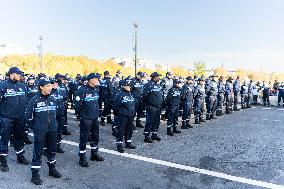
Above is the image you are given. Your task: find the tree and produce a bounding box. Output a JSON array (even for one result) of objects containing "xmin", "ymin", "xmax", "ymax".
[{"xmin": 193, "ymin": 62, "xmax": 206, "ymax": 77}]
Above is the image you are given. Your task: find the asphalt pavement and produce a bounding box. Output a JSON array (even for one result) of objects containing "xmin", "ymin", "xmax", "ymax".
[{"xmin": 1, "ymin": 106, "xmax": 284, "ymax": 189}]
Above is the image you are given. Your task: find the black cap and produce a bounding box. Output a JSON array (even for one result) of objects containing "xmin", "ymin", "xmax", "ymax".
[
  {"xmin": 198, "ymin": 77, "xmax": 205, "ymax": 81},
  {"xmin": 150, "ymin": 72, "xmax": 161, "ymax": 78},
  {"xmin": 173, "ymin": 79, "xmax": 182, "ymax": 84},
  {"xmin": 137, "ymin": 71, "xmax": 145, "ymax": 77},
  {"xmin": 87, "ymin": 73, "xmax": 101, "ymax": 80},
  {"xmin": 120, "ymin": 79, "xmax": 131, "ymax": 86},
  {"xmin": 8, "ymin": 67, "xmax": 22, "ymax": 75},
  {"xmin": 55, "ymin": 73, "xmax": 64, "ymax": 80},
  {"xmin": 38, "ymin": 78, "xmax": 51, "ymax": 86},
  {"xmin": 104, "ymin": 71, "xmax": 110, "ymax": 75},
  {"xmin": 186, "ymin": 76, "xmax": 193, "ymax": 81}
]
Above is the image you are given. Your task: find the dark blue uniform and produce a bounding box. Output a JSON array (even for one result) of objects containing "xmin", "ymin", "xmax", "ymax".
[
  {"xmin": 0, "ymin": 79, "xmax": 27, "ymax": 157},
  {"xmin": 27, "ymin": 85, "xmax": 38, "ymax": 102},
  {"xmin": 278, "ymin": 84, "xmax": 284, "ymax": 106},
  {"xmin": 181, "ymin": 83, "xmax": 194, "ymax": 128},
  {"xmin": 99, "ymin": 77, "xmax": 113, "ymax": 124},
  {"xmin": 113, "ymin": 89, "xmax": 135, "ymax": 148},
  {"xmin": 225, "ymin": 80, "xmax": 234, "ymax": 114},
  {"xmin": 205, "ymin": 79, "xmax": 218, "ymax": 119},
  {"xmin": 165, "ymin": 85, "xmax": 182, "ymax": 135},
  {"xmin": 262, "ymin": 83, "xmax": 270, "ymax": 106},
  {"xmin": 193, "ymin": 84, "xmax": 206, "ymax": 124},
  {"xmin": 240, "ymin": 83, "xmax": 249, "ymax": 109},
  {"xmin": 50, "ymin": 88, "xmax": 65, "ymax": 150},
  {"xmin": 216, "ymin": 80, "xmax": 225, "ymax": 116},
  {"xmin": 233, "ymin": 79, "xmax": 241, "ymax": 110},
  {"xmin": 142, "ymin": 80, "xmax": 163, "ymax": 140},
  {"xmin": 74, "ymin": 84, "xmax": 103, "ymax": 164},
  {"xmin": 57, "ymin": 82, "xmax": 69, "ymax": 133},
  {"xmin": 130, "ymin": 77, "xmax": 144, "ymax": 128},
  {"xmin": 25, "ymin": 93, "xmax": 58, "ymax": 170}
]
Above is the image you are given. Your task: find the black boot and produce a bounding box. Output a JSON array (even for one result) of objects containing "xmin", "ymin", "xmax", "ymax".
[
  {"xmin": 90, "ymin": 151, "xmax": 104, "ymax": 161},
  {"xmin": 125, "ymin": 143, "xmax": 136, "ymax": 149},
  {"xmin": 0, "ymin": 156, "xmax": 9, "ymax": 172},
  {"xmin": 62, "ymin": 126, "xmax": 71, "ymax": 135},
  {"xmin": 48, "ymin": 164, "xmax": 62, "ymax": 178},
  {"xmin": 167, "ymin": 127, "xmax": 174, "ymax": 136},
  {"xmin": 195, "ymin": 118, "xmax": 200, "ymax": 124},
  {"xmin": 31, "ymin": 169, "xmax": 43, "ymax": 185},
  {"xmin": 234, "ymin": 106, "xmax": 240, "ymax": 111},
  {"xmin": 43, "ymin": 148, "xmax": 48, "ymax": 156},
  {"xmin": 186, "ymin": 120, "xmax": 193, "ymax": 128},
  {"xmin": 24, "ymin": 132, "xmax": 33, "ymax": 145},
  {"xmin": 181, "ymin": 121, "xmax": 188, "ymax": 129},
  {"xmin": 210, "ymin": 114, "xmax": 217, "ymax": 119},
  {"xmin": 173, "ymin": 125, "xmax": 181, "ymax": 133},
  {"xmin": 56, "ymin": 144, "xmax": 64, "ymax": 153},
  {"xmin": 79, "ymin": 154, "xmax": 89, "ymax": 167},
  {"xmin": 144, "ymin": 135, "xmax": 154, "ymax": 143},
  {"xmin": 136, "ymin": 119, "xmax": 144, "ymax": 128},
  {"xmin": 100, "ymin": 117, "xmax": 106, "ymax": 126},
  {"xmin": 206, "ymin": 114, "xmax": 211, "ymax": 120},
  {"xmin": 17, "ymin": 154, "xmax": 30, "ymax": 165},
  {"xmin": 151, "ymin": 133, "xmax": 161, "ymax": 141},
  {"xmin": 117, "ymin": 145, "xmax": 125, "ymax": 153},
  {"xmin": 216, "ymin": 110, "xmax": 221, "ymax": 116},
  {"xmin": 107, "ymin": 115, "xmax": 113, "ymax": 124},
  {"xmin": 199, "ymin": 117, "xmax": 206, "ymax": 123}
]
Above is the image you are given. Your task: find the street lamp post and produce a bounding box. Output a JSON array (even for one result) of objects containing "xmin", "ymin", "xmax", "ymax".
[
  {"xmin": 133, "ymin": 22, "xmax": 138, "ymax": 77},
  {"xmin": 38, "ymin": 36, "xmax": 43, "ymax": 73}
]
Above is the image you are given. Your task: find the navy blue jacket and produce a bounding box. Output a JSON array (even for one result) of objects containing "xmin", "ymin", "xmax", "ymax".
[
  {"xmin": 225, "ymin": 81, "xmax": 234, "ymax": 96},
  {"xmin": 74, "ymin": 84, "xmax": 100, "ymax": 120},
  {"xmin": 278, "ymin": 85, "xmax": 284, "ymax": 94},
  {"xmin": 50, "ymin": 88, "xmax": 65, "ymax": 117},
  {"xmin": 27, "ymin": 85, "xmax": 38, "ymax": 102},
  {"xmin": 57, "ymin": 82, "xmax": 68, "ymax": 103},
  {"xmin": 233, "ymin": 79, "xmax": 241, "ymax": 93},
  {"xmin": 165, "ymin": 86, "xmax": 181, "ymax": 106},
  {"xmin": 181, "ymin": 83, "xmax": 194, "ymax": 104},
  {"xmin": 206, "ymin": 80, "xmax": 218, "ymax": 96},
  {"xmin": 130, "ymin": 78, "xmax": 144, "ymax": 99},
  {"xmin": 24, "ymin": 93, "xmax": 58, "ymax": 132},
  {"xmin": 142, "ymin": 80, "xmax": 163, "ymax": 108},
  {"xmin": 99, "ymin": 77, "xmax": 113, "ymax": 101},
  {"xmin": 193, "ymin": 85, "xmax": 206, "ymax": 101},
  {"xmin": 0, "ymin": 79, "xmax": 27, "ymax": 119},
  {"xmin": 113, "ymin": 89, "xmax": 135, "ymax": 117},
  {"xmin": 240, "ymin": 84, "xmax": 248, "ymax": 95}
]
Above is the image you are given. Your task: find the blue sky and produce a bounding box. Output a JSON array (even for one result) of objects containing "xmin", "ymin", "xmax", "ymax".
[{"xmin": 0, "ymin": 0, "xmax": 284, "ymax": 71}]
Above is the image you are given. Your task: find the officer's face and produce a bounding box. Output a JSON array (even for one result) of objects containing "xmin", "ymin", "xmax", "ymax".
[
  {"xmin": 53, "ymin": 82, "xmax": 58, "ymax": 89},
  {"xmin": 123, "ymin": 85, "xmax": 131, "ymax": 92},
  {"xmin": 153, "ymin": 77, "xmax": 160, "ymax": 82},
  {"xmin": 10, "ymin": 73, "xmax": 21, "ymax": 81},
  {"xmin": 40, "ymin": 84, "xmax": 52, "ymax": 95},
  {"xmin": 89, "ymin": 78, "xmax": 99, "ymax": 86},
  {"xmin": 28, "ymin": 80, "xmax": 35, "ymax": 86},
  {"xmin": 199, "ymin": 80, "xmax": 204, "ymax": 85}
]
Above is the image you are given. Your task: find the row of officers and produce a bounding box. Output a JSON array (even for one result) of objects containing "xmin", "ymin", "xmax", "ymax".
[{"xmin": 0, "ymin": 67, "xmax": 273, "ymax": 185}]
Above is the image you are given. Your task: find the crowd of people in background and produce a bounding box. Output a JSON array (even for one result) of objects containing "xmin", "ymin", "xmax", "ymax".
[{"xmin": 0, "ymin": 67, "xmax": 284, "ymax": 185}]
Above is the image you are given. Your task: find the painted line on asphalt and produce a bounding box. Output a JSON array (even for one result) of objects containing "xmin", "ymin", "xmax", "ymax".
[
  {"xmin": 262, "ymin": 108, "xmax": 272, "ymax": 110},
  {"xmin": 61, "ymin": 139, "xmax": 284, "ymax": 189},
  {"xmin": 277, "ymin": 109, "xmax": 284, "ymax": 111}
]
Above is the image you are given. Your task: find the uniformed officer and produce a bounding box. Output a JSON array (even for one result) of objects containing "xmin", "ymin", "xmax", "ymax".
[
  {"xmin": 55, "ymin": 73, "xmax": 71, "ymax": 135},
  {"xmin": 100, "ymin": 71, "xmax": 113, "ymax": 126},
  {"xmin": 130, "ymin": 71, "xmax": 145, "ymax": 129},
  {"xmin": 180, "ymin": 76, "xmax": 194, "ymax": 129},
  {"xmin": 233, "ymin": 76, "xmax": 241, "ymax": 111},
  {"xmin": 225, "ymin": 77, "xmax": 234, "ymax": 114},
  {"xmin": 25, "ymin": 78, "xmax": 62, "ymax": 185},
  {"xmin": 160, "ymin": 72, "xmax": 173, "ymax": 120},
  {"xmin": 112, "ymin": 70, "xmax": 123, "ymax": 89},
  {"xmin": 240, "ymin": 80, "xmax": 249, "ymax": 109},
  {"xmin": 216, "ymin": 76, "xmax": 225, "ymax": 116},
  {"xmin": 27, "ymin": 76, "xmax": 38, "ymax": 102},
  {"xmin": 113, "ymin": 80, "xmax": 136, "ymax": 153},
  {"xmin": 278, "ymin": 82, "xmax": 284, "ymax": 106},
  {"xmin": 50, "ymin": 79, "xmax": 65, "ymax": 153},
  {"xmin": 142, "ymin": 72, "xmax": 163, "ymax": 143},
  {"xmin": 193, "ymin": 77, "xmax": 206, "ymax": 124},
  {"xmin": 262, "ymin": 81, "xmax": 270, "ymax": 106},
  {"xmin": 165, "ymin": 79, "xmax": 182, "ymax": 136},
  {"xmin": 0, "ymin": 67, "xmax": 30, "ymax": 172},
  {"xmin": 247, "ymin": 80, "xmax": 254, "ymax": 108},
  {"xmin": 205, "ymin": 75, "xmax": 218, "ymax": 120},
  {"xmin": 74, "ymin": 73, "xmax": 104, "ymax": 168}
]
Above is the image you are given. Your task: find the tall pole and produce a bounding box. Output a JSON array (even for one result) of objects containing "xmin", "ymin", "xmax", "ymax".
[
  {"xmin": 39, "ymin": 36, "xmax": 43, "ymax": 73},
  {"xmin": 133, "ymin": 22, "xmax": 138, "ymax": 77}
]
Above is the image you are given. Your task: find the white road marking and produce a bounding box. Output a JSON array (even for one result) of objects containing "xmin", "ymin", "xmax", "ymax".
[
  {"xmin": 252, "ymin": 107, "xmax": 256, "ymax": 109},
  {"xmin": 61, "ymin": 139, "xmax": 284, "ymax": 189},
  {"xmin": 262, "ymin": 108, "xmax": 272, "ymax": 110},
  {"xmin": 277, "ymin": 109, "xmax": 284, "ymax": 111}
]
